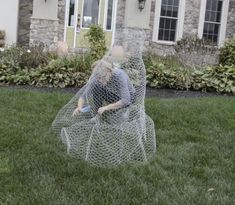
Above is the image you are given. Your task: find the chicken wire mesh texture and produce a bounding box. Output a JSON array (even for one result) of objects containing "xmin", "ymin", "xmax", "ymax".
[{"xmin": 51, "ymin": 56, "xmax": 156, "ymax": 167}]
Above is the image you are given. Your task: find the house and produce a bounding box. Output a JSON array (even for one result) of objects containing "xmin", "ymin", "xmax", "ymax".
[
  {"xmin": 0, "ymin": 0, "xmax": 32, "ymax": 47},
  {"xmin": 0, "ymin": 0, "xmax": 235, "ymax": 56}
]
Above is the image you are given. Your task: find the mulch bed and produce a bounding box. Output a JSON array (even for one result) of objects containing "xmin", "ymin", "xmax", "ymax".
[{"xmin": 0, "ymin": 84, "xmax": 234, "ymax": 98}]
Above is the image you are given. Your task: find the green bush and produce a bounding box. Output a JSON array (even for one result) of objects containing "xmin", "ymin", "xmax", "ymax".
[
  {"xmin": 1, "ymin": 45, "xmax": 234, "ymax": 94},
  {"xmin": 146, "ymin": 58, "xmax": 192, "ymax": 90},
  {"xmin": 145, "ymin": 53, "xmax": 235, "ymax": 94},
  {"xmin": 30, "ymin": 59, "xmax": 90, "ymax": 88},
  {"xmin": 85, "ymin": 25, "xmax": 107, "ymax": 61},
  {"xmin": 192, "ymin": 65, "xmax": 235, "ymax": 93},
  {"xmin": 0, "ymin": 46, "xmax": 24, "ymax": 70},
  {"xmin": 20, "ymin": 44, "xmax": 58, "ymax": 69},
  {"xmin": 0, "ymin": 63, "xmax": 31, "ymax": 85},
  {"xmin": 0, "ymin": 44, "xmax": 57, "ymax": 69},
  {"xmin": 64, "ymin": 53, "xmax": 94, "ymax": 73},
  {"xmin": 219, "ymin": 38, "xmax": 235, "ymax": 66}
]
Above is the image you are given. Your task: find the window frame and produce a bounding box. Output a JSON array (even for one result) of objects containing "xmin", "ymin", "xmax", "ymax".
[
  {"xmin": 80, "ymin": 0, "xmax": 101, "ymax": 29},
  {"xmin": 66, "ymin": 0, "xmax": 76, "ymax": 28},
  {"xmin": 198, "ymin": 0, "xmax": 230, "ymax": 47},
  {"xmin": 103, "ymin": 0, "xmax": 115, "ymax": 31},
  {"xmin": 152, "ymin": 0, "xmax": 186, "ymax": 45}
]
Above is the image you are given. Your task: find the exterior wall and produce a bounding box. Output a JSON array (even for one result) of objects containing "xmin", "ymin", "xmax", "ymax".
[
  {"xmin": 116, "ymin": 0, "xmax": 234, "ymax": 67},
  {"xmin": 183, "ymin": 0, "xmax": 201, "ymax": 37},
  {"xmin": 115, "ymin": 0, "xmax": 126, "ymax": 29},
  {"xmin": 124, "ymin": 0, "xmax": 151, "ymax": 29},
  {"xmin": 148, "ymin": 0, "xmax": 175, "ymax": 55},
  {"xmin": 30, "ymin": 18, "xmax": 59, "ymax": 47},
  {"xmin": 0, "ymin": 30, "xmax": 5, "ymax": 48},
  {"xmin": 226, "ymin": 0, "xmax": 235, "ymax": 38},
  {"xmin": 18, "ymin": 0, "xmax": 33, "ymax": 46},
  {"xmin": 0, "ymin": 0, "xmax": 19, "ymax": 45},
  {"xmin": 33, "ymin": 0, "xmax": 58, "ymax": 20},
  {"xmin": 29, "ymin": 0, "xmax": 235, "ymax": 66},
  {"xmin": 30, "ymin": 0, "xmax": 59, "ymax": 47},
  {"xmin": 58, "ymin": 0, "xmax": 66, "ymax": 41}
]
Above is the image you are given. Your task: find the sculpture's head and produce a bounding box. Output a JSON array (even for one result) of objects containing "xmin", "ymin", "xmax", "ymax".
[
  {"xmin": 110, "ymin": 45, "xmax": 128, "ymax": 68},
  {"xmin": 91, "ymin": 59, "xmax": 114, "ymax": 85}
]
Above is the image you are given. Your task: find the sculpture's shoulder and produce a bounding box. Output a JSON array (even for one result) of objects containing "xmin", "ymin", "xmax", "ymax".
[{"xmin": 113, "ymin": 68, "xmax": 128, "ymax": 78}]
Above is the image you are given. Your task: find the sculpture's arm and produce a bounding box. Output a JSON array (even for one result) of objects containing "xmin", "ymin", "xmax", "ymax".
[
  {"xmin": 97, "ymin": 101, "xmax": 123, "ymax": 115},
  {"xmin": 97, "ymin": 72, "xmax": 131, "ymax": 115},
  {"xmin": 72, "ymin": 97, "xmax": 85, "ymax": 116}
]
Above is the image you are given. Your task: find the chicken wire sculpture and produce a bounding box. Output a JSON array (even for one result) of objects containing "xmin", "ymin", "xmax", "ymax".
[{"xmin": 51, "ymin": 30, "xmax": 156, "ymax": 167}]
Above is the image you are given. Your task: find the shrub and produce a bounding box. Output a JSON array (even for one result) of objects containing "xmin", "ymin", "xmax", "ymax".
[
  {"xmin": 0, "ymin": 63, "xmax": 31, "ymax": 85},
  {"xmin": 30, "ymin": 59, "xmax": 90, "ymax": 88},
  {"xmin": 145, "ymin": 53, "xmax": 235, "ymax": 94},
  {"xmin": 219, "ymin": 38, "xmax": 235, "ymax": 66},
  {"xmin": 146, "ymin": 60, "xmax": 192, "ymax": 90},
  {"xmin": 85, "ymin": 25, "xmax": 107, "ymax": 61},
  {"xmin": 0, "ymin": 45, "xmax": 24, "ymax": 70},
  {"xmin": 192, "ymin": 65, "xmax": 235, "ymax": 93},
  {"xmin": 0, "ymin": 44, "xmax": 57, "ymax": 69},
  {"xmin": 64, "ymin": 52, "xmax": 94, "ymax": 73},
  {"xmin": 20, "ymin": 44, "xmax": 58, "ymax": 69}
]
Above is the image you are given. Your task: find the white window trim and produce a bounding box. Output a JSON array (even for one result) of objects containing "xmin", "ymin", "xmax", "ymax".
[
  {"xmin": 152, "ymin": 0, "xmax": 186, "ymax": 45},
  {"xmin": 103, "ymin": 0, "xmax": 115, "ymax": 31},
  {"xmin": 64, "ymin": 0, "xmax": 69, "ymax": 42},
  {"xmin": 111, "ymin": 0, "xmax": 118, "ymax": 46},
  {"xmin": 198, "ymin": 0, "xmax": 230, "ymax": 47},
  {"xmin": 64, "ymin": 0, "xmax": 77, "ymax": 42},
  {"xmin": 73, "ymin": 0, "xmax": 79, "ymax": 48}
]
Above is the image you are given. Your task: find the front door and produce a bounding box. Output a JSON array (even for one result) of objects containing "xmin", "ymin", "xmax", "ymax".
[{"xmin": 64, "ymin": 0, "xmax": 117, "ymax": 49}]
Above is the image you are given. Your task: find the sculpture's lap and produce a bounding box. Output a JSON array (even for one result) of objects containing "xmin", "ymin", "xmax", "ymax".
[{"xmin": 59, "ymin": 114, "xmax": 156, "ymax": 167}]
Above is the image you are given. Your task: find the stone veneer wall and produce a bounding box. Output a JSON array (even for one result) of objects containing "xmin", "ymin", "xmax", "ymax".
[
  {"xmin": 114, "ymin": 0, "xmax": 235, "ymax": 66},
  {"xmin": 0, "ymin": 30, "xmax": 5, "ymax": 47},
  {"xmin": 113, "ymin": 0, "xmax": 126, "ymax": 46},
  {"xmin": 30, "ymin": 18, "xmax": 59, "ymax": 47},
  {"xmin": 226, "ymin": 0, "xmax": 235, "ymax": 38},
  {"xmin": 30, "ymin": 0, "xmax": 65, "ymax": 48},
  {"xmin": 183, "ymin": 0, "xmax": 200, "ymax": 37},
  {"xmin": 58, "ymin": 0, "xmax": 66, "ymax": 41},
  {"xmin": 18, "ymin": 0, "xmax": 33, "ymax": 46}
]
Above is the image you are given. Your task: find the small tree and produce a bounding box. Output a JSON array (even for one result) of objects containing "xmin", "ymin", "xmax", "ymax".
[{"xmin": 85, "ymin": 25, "xmax": 107, "ymax": 61}]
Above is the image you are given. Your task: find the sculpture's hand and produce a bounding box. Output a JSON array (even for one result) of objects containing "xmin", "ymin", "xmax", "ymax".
[
  {"xmin": 98, "ymin": 106, "xmax": 107, "ymax": 115},
  {"xmin": 72, "ymin": 107, "xmax": 81, "ymax": 116}
]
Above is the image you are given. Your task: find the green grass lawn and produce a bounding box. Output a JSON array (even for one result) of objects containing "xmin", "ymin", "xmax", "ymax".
[{"xmin": 0, "ymin": 88, "xmax": 234, "ymax": 205}]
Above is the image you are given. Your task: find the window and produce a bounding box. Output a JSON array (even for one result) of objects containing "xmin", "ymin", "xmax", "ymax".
[
  {"xmin": 203, "ymin": 0, "xmax": 223, "ymax": 43},
  {"xmin": 159, "ymin": 0, "xmax": 179, "ymax": 41},
  {"xmin": 68, "ymin": 0, "xmax": 75, "ymax": 26},
  {"xmin": 198, "ymin": 0, "xmax": 230, "ymax": 46},
  {"xmin": 153, "ymin": 0, "xmax": 185, "ymax": 44},
  {"xmin": 82, "ymin": 0, "xmax": 100, "ymax": 28},
  {"xmin": 106, "ymin": 0, "xmax": 114, "ymax": 30}
]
